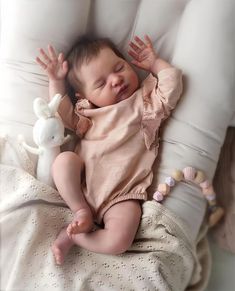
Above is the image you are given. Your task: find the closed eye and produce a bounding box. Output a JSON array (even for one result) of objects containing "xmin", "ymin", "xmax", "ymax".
[
  {"xmin": 95, "ymin": 80, "xmax": 105, "ymax": 89},
  {"xmin": 115, "ymin": 63, "xmax": 124, "ymax": 72}
]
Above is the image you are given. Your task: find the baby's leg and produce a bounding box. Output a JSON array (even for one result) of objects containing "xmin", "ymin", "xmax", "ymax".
[
  {"xmin": 52, "ymin": 151, "xmax": 93, "ymax": 236},
  {"xmin": 71, "ymin": 200, "xmax": 142, "ymax": 255}
]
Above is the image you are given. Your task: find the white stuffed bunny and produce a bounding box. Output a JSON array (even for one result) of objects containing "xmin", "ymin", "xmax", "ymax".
[{"xmin": 22, "ymin": 94, "xmax": 71, "ymax": 187}]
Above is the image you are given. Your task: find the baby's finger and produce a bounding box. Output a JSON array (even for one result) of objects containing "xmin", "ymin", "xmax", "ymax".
[
  {"xmin": 144, "ymin": 35, "xmax": 153, "ymax": 47},
  {"xmin": 131, "ymin": 59, "xmax": 147, "ymax": 70},
  {"xmin": 48, "ymin": 44, "xmax": 57, "ymax": 61},
  {"xmin": 62, "ymin": 60, "xmax": 68, "ymax": 72},
  {"xmin": 130, "ymin": 59, "xmax": 139, "ymax": 67},
  {"xmin": 129, "ymin": 41, "xmax": 141, "ymax": 53},
  {"xmin": 134, "ymin": 35, "xmax": 146, "ymax": 47},
  {"xmin": 35, "ymin": 56, "xmax": 47, "ymax": 70},
  {"xmin": 128, "ymin": 49, "xmax": 140, "ymax": 61},
  {"xmin": 39, "ymin": 48, "xmax": 51, "ymax": 63},
  {"xmin": 58, "ymin": 52, "xmax": 64, "ymax": 63}
]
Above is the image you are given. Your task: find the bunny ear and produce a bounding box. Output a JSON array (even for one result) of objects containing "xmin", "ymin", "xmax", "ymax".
[
  {"xmin": 33, "ymin": 98, "xmax": 51, "ymax": 119},
  {"xmin": 48, "ymin": 94, "xmax": 62, "ymax": 116}
]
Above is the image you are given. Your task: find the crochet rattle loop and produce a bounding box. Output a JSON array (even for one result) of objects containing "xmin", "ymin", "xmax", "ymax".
[{"xmin": 153, "ymin": 166, "xmax": 224, "ymax": 227}]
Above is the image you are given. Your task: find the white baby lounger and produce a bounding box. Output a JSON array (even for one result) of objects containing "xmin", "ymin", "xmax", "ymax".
[{"xmin": 0, "ymin": 0, "xmax": 234, "ymax": 290}]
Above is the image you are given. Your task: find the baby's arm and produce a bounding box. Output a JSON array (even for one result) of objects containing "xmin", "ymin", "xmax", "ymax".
[
  {"xmin": 129, "ymin": 35, "xmax": 182, "ymax": 113},
  {"xmin": 129, "ymin": 35, "xmax": 183, "ymax": 127},
  {"xmin": 128, "ymin": 35, "xmax": 172, "ymax": 75},
  {"xmin": 36, "ymin": 45, "xmax": 79, "ymax": 131}
]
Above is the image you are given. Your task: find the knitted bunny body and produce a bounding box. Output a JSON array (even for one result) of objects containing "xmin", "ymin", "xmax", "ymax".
[{"xmin": 22, "ymin": 94, "xmax": 70, "ymax": 187}]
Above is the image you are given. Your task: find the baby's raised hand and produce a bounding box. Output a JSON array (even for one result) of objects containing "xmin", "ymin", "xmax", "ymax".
[
  {"xmin": 36, "ymin": 45, "xmax": 68, "ymax": 81},
  {"xmin": 128, "ymin": 35, "xmax": 157, "ymax": 72}
]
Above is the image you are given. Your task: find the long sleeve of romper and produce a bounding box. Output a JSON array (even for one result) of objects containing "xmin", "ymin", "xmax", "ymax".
[
  {"xmin": 155, "ymin": 67, "xmax": 183, "ymax": 119},
  {"xmin": 141, "ymin": 67, "xmax": 183, "ymax": 149},
  {"xmin": 57, "ymin": 95, "xmax": 91, "ymax": 137}
]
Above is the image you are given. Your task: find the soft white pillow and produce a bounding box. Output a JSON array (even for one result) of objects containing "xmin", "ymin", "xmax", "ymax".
[
  {"xmin": 153, "ymin": 0, "xmax": 235, "ymax": 178},
  {"xmin": 0, "ymin": 0, "xmax": 188, "ymax": 144},
  {"xmin": 0, "ymin": 0, "xmax": 90, "ymax": 146}
]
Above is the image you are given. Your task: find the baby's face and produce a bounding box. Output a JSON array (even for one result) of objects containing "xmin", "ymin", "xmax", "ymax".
[{"xmin": 77, "ymin": 47, "xmax": 139, "ymax": 107}]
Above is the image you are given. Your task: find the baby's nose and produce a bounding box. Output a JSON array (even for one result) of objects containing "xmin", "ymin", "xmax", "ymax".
[{"xmin": 111, "ymin": 74, "xmax": 123, "ymax": 87}]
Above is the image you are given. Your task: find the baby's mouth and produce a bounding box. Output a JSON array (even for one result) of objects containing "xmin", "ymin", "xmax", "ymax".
[{"xmin": 117, "ymin": 84, "xmax": 128, "ymax": 101}]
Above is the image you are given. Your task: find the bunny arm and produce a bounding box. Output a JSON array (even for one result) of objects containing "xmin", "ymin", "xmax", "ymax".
[{"xmin": 22, "ymin": 141, "xmax": 43, "ymax": 155}]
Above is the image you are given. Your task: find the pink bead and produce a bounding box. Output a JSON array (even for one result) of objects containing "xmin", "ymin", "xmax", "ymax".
[
  {"xmin": 165, "ymin": 177, "xmax": 175, "ymax": 187},
  {"xmin": 183, "ymin": 166, "xmax": 196, "ymax": 181},
  {"xmin": 200, "ymin": 180, "xmax": 211, "ymax": 189},
  {"xmin": 153, "ymin": 191, "xmax": 164, "ymax": 202}
]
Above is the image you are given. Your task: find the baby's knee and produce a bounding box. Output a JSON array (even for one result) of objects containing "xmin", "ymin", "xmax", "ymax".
[
  {"xmin": 52, "ymin": 151, "xmax": 82, "ymax": 174},
  {"xmin": 107, "ymin": 231, "xmax": 134, "ymax": 255},
  {"xmin": 103, "ymin": 201, "xmax": 141, "ymax": 255}
]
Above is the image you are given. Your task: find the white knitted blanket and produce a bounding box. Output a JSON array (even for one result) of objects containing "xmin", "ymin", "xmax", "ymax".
[{"xmin": 0, "ymin": 136, "xmax": 211, "ymax": 291}]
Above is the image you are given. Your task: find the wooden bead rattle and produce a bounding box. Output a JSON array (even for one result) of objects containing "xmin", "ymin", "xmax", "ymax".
[{"xmin": 153, "ymin": 166, "xmax": 224, "ymax": 227}]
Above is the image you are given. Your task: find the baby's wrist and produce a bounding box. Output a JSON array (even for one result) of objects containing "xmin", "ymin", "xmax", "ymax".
[
  {"xmin": 50, "ymin": 79, "xmax": 66, "ymax": 86},
  {"xmin": 151, "ymin": 57, "xmax": 172, "ymax": 75},
  {"xmin": 150, "ymin": 58, "xmax": 161, "ymax": 74},
  {"xmin": 49, "ymin": 80, "xmax": 67, "ymax": 98}
]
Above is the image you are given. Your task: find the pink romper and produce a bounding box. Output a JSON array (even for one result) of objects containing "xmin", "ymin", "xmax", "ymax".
[{"xmin": 58, "ymin": 68, "xmax": 182, "ymax": 223}]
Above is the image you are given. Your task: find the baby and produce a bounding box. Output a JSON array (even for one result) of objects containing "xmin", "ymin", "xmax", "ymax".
[{"xmin": 36, "ymin": 35, "xmax": 182, "ymax": 265}]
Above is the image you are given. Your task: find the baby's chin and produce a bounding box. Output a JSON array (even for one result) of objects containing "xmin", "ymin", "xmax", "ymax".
[{"xmin": 116, "ymin": 90, "xmax": 130, "ymax": 103}]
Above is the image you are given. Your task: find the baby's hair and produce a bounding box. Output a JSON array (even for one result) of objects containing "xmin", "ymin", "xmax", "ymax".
[{"xmin": 66, "ymin": 35, "xmax": 125, "ymax": 102}]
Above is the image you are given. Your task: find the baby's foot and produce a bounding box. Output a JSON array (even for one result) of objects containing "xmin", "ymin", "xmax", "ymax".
[
  {"xmin": 51, "ymin": 227, "xmax": 74, "ymax": 265},
  {"xmin": 67, "ymin": 208, "xmax": 93, "ymax": 238}
]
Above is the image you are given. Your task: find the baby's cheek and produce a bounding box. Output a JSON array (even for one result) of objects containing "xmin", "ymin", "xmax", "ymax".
[{"xmin": 130, "ymin": 73, "xmax": 139, "ymax": 91}]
